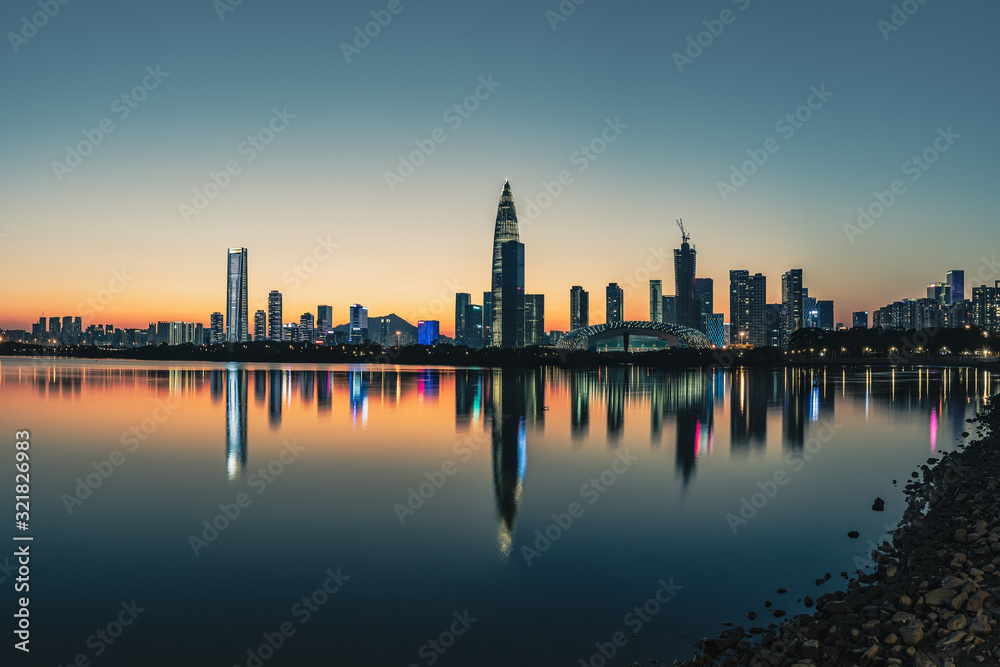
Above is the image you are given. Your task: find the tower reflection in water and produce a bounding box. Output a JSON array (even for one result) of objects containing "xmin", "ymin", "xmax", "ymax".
[
  {"xmin": 226, "ymin": 368, "xmax": 248, "ymax": 481},
  {"xmin": 489, "ymin": 369, "xmax": 536, "ymax": 562}
]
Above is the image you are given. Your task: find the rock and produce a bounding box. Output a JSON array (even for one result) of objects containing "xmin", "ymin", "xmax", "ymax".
[
  {"xmin": 945, "ymin": 614, "xmax": 967, "ymax": 631},
  {"xmin": 801, "ymin": 639, "xmax": 821, "ymax": 660},
  {"xmin": 967, "ymin": 591, "xmax": 989, "ymax": 612},
  {"xmin": 899, "ymin": 623, "xmax": 924, "ymax": 645},
  {"xmin": 969, "ymin": 611, "xmax": 991, "ymax": 636},
  {"xmin": 777, "ymin": 587, "xmax": 787, "ymax": 594},
  {"xmin": 936, "ymin": 630, "xmax": 965, "ymax": 647},
  {"xmin": 924, "ymin": 588, "xmax": 953, "ymax": 607},
  {"xmin": 848, "ymin": 531, "xmax": 860, "ymax": 539},
  {"xmin": 914, "ymin": 652, "xmax": 934, "ymax": 667},
  {"xmin": 891, "ymin": 611, "xmax": 915, "ymax": 624},
  {"xmin": 949, "ymin": 590, "xmax": 969, "ymax": 611},
  {"xmin": 804, "ymin": 595, "xmax": 814, "ymax": 608},
  {"xmin": 873, "ymin": 497, "xmax": 886, "ymax": 511},
  {"xmin": 747, "ymin": 611, "xmax": 756, "ymax": 620},
  {"xmin": 773, "ymin": 609, "xmax": 785, "ymax": 618}
]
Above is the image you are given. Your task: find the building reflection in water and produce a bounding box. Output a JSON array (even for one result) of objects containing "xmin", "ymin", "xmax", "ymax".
[
  {"xmin": 570, "ymin": 370, "xmax": 590, "ymax": 444},
  {"xmin": 265, "ymin": 370, "xmax": 281, "ymax": 426},
  {"xmin": 349, "ymin": 371, "xmax": 368, "ymax": 428},
  {"xmin": 488, "ymin": 369, "xmax": 531, "ymax": 562},
  {"xmin": 5, "ymin": 363, "xmax": 995, "ymax": 488},
  {"xmin": 455, "ymin": 370, "xmax": 483, "ymax": 430},
  {"xmin": 226, "ymin": 368, "xmax": 248, "ymax": 481}
]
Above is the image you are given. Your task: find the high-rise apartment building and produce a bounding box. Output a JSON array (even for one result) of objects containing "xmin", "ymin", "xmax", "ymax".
[
  {"xmin": 268, "ymin": 291, "xmax": 283, "ymax": 341},
  {"xmin": 210, "ymin": 312, "xmax": 224, "ymax": 344},
  {"xmin": 253, "ymin": 310, "xmax": 266, "ymax": 341},
  {"xmin": 349, "ymin": 304, "xmax": 368, "ymax": 343},
  {"xmin": 455, "ymin": 292, "xmax": 471, "ymax": 344},
  {"xmin": 946, "ymin": 270, "xmax": 964, "ymax": 305},
  {"xmin": 649, "ymin": 280, "xmax": 662, "ymax": 323},
  {"xmin": 606, "ymin": 283, "xmax": 623, "ymax": 324},
  {"xmin": 780, "ymin": 269, "xmax": 803, "ymax": 347},
  {"xmin": 525, "ymin": 294, "xmax": 545, "ymax": 346},
  {"xmin": 226, "ymin": 248, "xmax": 249, "ymax": 342},
  {"xmin": 570, "ymin": 286, "xmax": 589, "ymax": 330}
]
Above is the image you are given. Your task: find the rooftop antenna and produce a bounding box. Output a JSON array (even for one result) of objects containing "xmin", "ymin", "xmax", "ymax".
[{"xmin": 676, "ymin": 218, "xmax": 689, "ymax": 244}]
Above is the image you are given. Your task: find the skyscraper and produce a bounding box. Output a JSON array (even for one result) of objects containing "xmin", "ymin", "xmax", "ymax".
[
  {"xmin": 606, "ymin": 283, "xmax": 623, "ymax": 324},
  {"xmin": 817, "ymin": 300, "xmax": 834, "ymax": 330},
  {"xmin": 729, "ymin": 271, "xmax": 767, "ymax": 346},
  {"xmin": 780, "ymin": 269, "xmax": 803, "ymax": 347},
  {"xmin": 673, "ymin": 221, "xmax": 698, "ymax": 330},
  {"xmin": 268, "ymin": 291, "xmax": 283, "ymax": 341},
  {"xmin": 253, "ymin": 310, "xmax": 266, "ymax": 341},
  {"xmin": 317, "ymin": 305, "xmax": 333, "ymax": 335},
  {"xmin": 693, "ymin": 278, "xmax": 713, "ymax": 332},
  {"xmin": 927, "ymin": 282, "xmax": 949, "ymax": 304},
  {"xmin": 300, "ymin": 313, "xmax": 315, "ymax": 343},
  {"xmin": 465, "ymin": 303, "xmax": 484, "ymax": 348},
  {"xmin": 455, "ymin": 292, "xmax": 471, "ymax": 344},
  {"xmin": 482, "ymin": 291, "xmax": 492, "ymax": 344},
  {"xmin": 490, "ymin": 181, "xmax": 521, "ymax": 347},
  {"xmin": 349, "ymin": 304, "xmax": 368, "ymax": 343},
  {"xmin": 662, "ymin": 295, "xmax": 676, "ymax": 325},
  {"xmin": 210, "ymin": 312, "xmax": 224, "ymax": 344},
  {"xmin": 226, "ymin": 248, "xmax": 249, "ymax": 343},
  {"xmin": 525, "ymin": 294, "xmax": 545, "ymax": 346},
  {"xmin": 417, "ymin": 320, "xmax": 440, "ymax": 345},
  {"xmin": 946, "ymin": 270, "xmax": 965, "ymax": 304},
  {"xmin": 570, "ymin": 286, "xmax": 589, "ymax": 330},
  {"xmin": 853, "ymin": 311, "xmax": 869, "ymax": 329},
  {"xmin": 649, "ymin": 280, "xmax": 662, "ymax": 323},
  {"xmin": 499, "ymin": 240, "xmax": 525, "ymax": 348}
]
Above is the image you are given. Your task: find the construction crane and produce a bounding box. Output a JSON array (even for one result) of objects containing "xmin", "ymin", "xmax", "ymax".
[{"xmin": 676, "ymin": 218, "xmax": 689, "ymax": 245}]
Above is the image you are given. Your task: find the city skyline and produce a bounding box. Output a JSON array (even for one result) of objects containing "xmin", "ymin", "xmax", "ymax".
[
  {"xmin": 5, "ymin": 222, "xmax": 995, "ymax": 340},
  {"xmin": 2, "ymin": 2, "xmax": 998, "ymax": 333}
]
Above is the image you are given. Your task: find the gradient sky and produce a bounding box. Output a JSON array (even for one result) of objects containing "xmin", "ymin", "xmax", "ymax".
[{"xmin": 2, "ymin": 0, "xmax": 998, "ymax": 334}]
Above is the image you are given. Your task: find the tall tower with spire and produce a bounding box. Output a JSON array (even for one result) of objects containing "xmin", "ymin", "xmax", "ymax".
[{"xmin": 490, "ymin": 181, "xmax": 524, "ymax": 347}]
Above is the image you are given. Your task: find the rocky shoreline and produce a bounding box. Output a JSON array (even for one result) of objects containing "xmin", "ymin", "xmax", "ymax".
[{"xmin": 677, "ymin": 392, "xmax": 1000, "ymax": 667}]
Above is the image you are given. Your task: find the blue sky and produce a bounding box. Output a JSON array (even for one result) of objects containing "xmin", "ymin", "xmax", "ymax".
[{"xmin": 2, "ymin": 0, "xmax": 998, "ymax": 330}]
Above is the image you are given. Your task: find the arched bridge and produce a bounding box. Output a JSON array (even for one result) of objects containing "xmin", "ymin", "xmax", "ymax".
[{"xmin": 555, "ymin": 321, "xmax": 712, "ymax": 351}]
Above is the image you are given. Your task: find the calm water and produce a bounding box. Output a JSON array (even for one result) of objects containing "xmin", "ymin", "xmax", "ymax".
[{"xmin": 1, "ymin": 359, "xmax": 996, "ymax": 666}]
